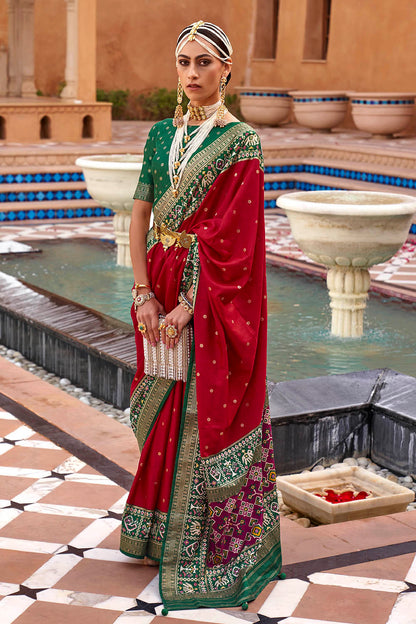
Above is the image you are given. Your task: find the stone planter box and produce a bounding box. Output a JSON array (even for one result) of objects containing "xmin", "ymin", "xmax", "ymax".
[
  {"xmin": 277, "ymin": 466, "xmax": 414, "ymax": 524},
  {"xmin": 235, "ymin": 87, "xmax": 292, "ymax": 126},
  {"xmin": 290, "ymin": 90, "xmax": 348, "ymax": 132},
  {"xmin": 349, "ymin": 93, "xmax": 415, "ymax": 137}
]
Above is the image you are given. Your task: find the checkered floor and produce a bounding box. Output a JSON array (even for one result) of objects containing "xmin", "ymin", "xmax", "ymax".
[{"xmin": 1, "ymin": 402, "xmax": 416, "ymax": 624}]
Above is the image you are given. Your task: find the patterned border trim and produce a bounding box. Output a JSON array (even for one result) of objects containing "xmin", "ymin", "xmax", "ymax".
[
  {"xmin": 0, "ymin": 206, "xmax": 113, "ymax": 221},
  {"xmin": 293, "ymin": 97, "xmax": 348, "ymax": 103},
  {"xmin": 202, "ymin": 425, "xmax": 262, "ymax": 502},
  {"xmin": 130, "ymin": 375, "xmax": 174, "ymax": 450},
  {"xmin": 0, "ymin": 171, "xmax": 84, "ymax": 184},
  {"xmin": 240, "ymin": 91, "xmax": 291, "ymax": 98},
  {"xmin": 352, "ymin": 98, "xmax": 415, "ymax": 105}
]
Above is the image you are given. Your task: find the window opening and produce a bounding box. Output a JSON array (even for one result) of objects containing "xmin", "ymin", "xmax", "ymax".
[
  {"xmin": 303, "ymin": 0, "xmax": 332, "ymax": 60},
  {"xmin": 0, "ymin": 116, "xmax": 5, "ymax": 140},
  {"xmin": 40, "ymin": 115, "xmax": 51, "ymax": 139},
  {"xmin": 82, "ymin": 115, "xmax": 94, "ymax": 139},
  {"xmin": 253, "ymin": 0, "xmax": 280, "ymax": 59}
]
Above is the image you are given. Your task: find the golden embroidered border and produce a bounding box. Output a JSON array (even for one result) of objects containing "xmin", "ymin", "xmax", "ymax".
[
  {"xmin": 131, "ymin": 375, "xmax": 175, "ymax": 450},
  {"xmin": 152, "ymin": 122, "xmax": 261, "ymax": 233}
]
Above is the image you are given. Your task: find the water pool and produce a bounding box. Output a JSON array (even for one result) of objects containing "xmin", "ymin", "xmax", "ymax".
[{"xmin": 1, "ymin": 239, "xmax": 415, "ymax": 382}]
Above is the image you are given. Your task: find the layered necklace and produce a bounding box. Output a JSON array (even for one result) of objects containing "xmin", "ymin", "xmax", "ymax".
[{"xmin": 168, "ymin": 100, "xmax": 228, "ymax": 198}]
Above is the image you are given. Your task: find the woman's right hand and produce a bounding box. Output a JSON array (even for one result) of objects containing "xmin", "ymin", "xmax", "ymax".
[{"xmin": 136, "ymin": 297, "xmax": 165, "ymax": 347}]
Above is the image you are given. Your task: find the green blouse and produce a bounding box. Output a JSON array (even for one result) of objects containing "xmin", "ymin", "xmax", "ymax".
[{"xmin": 133, "ymin": 118, "xmax": 255, "ymax": 206}]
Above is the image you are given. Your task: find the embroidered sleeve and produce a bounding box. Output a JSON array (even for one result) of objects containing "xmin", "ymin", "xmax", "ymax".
[
  {"xmin": 227, "ymin": 127, "xmax": 264, "ymax": 171},
  {"xmin": 133, "ymin": 124, "xmax": 157, "ymax": 203}
]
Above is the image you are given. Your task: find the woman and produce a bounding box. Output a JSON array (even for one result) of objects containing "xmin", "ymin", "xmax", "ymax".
[{"xmin": 120, "ymin": 21, "xmax": 282, "ymax": 612}]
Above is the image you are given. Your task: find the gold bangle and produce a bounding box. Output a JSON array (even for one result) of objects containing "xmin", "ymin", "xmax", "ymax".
[
  {"xmin": 179, "ymin": 292, "xmax": 194, "ymax": 315},
  {"xmin": 133, "ymin": 283, "xmax": 151, "ymax": 290}
]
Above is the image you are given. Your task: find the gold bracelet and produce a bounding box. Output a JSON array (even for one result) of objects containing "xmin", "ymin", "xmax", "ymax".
[
  {"xmin": 132, "ymin": 283, "xmax": 151, "ymax": 299},
  {"xmin": 133, "ymin": 283, "xmax": 151, "ymax": 289},
  {"xmin": 179, "ymin": 292, "xmax": 194, "ymax": 315}
]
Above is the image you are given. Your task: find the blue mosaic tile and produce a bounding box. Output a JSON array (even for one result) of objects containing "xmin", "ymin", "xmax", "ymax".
[
  {"xmin": 240, "ymin": 91, "xmax": 291, "ymax": 98},
  {"xmin": 0, "ymin": 170, "xmax": 86, "ymax": 185},
  {"xmin": 352, "ymin": 98, "xmax": 414, "ymax": 105},
  {"xmin": 293, "ymin": 97, "xmax": 348, "ymax": 103}
]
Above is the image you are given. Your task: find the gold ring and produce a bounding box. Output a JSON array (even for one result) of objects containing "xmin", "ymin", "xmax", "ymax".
[
  {"xmin": 166, "ymin": 324, "xmax": 178, "ymax": 339},
  {"xmin": 138, "ymin": 322, "xmax": 147, "ymax": 334},
  {"xmin": 159, "ymin": 321, "xmax": 166, "ymax": 330}
]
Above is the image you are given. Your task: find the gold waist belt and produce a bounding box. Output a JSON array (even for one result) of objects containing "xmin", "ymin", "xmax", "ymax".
[{"xmin": 154, "ymin": 223, "xmax": 196, "ymax": 251}]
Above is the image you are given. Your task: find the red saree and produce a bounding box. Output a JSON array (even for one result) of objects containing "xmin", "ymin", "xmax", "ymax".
[{"xmin": 120, "ymin": 120, "xmax": 281, "ymax": 610}]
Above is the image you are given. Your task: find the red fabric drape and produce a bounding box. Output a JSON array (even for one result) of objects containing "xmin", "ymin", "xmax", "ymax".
[{"xmin": 182, "ymin": 158, "xmax": 267, "ymax": 458}]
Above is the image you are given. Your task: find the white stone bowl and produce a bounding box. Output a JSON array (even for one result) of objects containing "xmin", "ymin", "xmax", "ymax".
[
  {"xmin": 277, "ymin": 190, "xmax": 416, "ymax": 268},
  {"xmin": 75, "ymin": 154, "xmax": 143, "ymax": 212},
  {"xmin": 349, "ymin": 93, "xmax": 415, "ymax": 137},
  {"xmin": 236, "ymin": 87, "xmax": 292, "ymax": 126},
  {"xmin": 290, "ymin": 91, "xmax": 348, "ymax": 131}
]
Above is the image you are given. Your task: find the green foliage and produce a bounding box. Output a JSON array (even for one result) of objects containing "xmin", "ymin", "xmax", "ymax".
[
  {"xmin": 95, "ymin": 87, "xmax": 241, "ymax": 121},
  {"xmin": 57, "ymin": 80, "xmax": 66, "ymax": 97},
  {"xmin": 96, "ymin": 88, "xmax": 130, "ymax": 119},
  {"xmin": 225, "ymin": 93, "xmax": 241, "ymax": 118},
  {"xmin": 136, "ymin": 88, "xmax": 189, "ymax": 121}
]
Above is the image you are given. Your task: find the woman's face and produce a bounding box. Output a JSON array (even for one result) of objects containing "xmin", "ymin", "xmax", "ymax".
[{"xmin": 176, "ymin": 39, "xmax": 229, "ymax": 106}]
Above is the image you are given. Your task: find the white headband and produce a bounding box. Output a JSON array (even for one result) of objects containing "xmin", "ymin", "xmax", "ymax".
[{"xmin": 175, "ymin": 21, "xmax": 233, "ymax": 65}]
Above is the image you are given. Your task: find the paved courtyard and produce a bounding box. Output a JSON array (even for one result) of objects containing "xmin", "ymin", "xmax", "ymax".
[
  {"xmin": 0, "ymin": 121, "xmax": 416, "ymax": 623},
  {"xmin": 1, "ymin": 357, "xmax": 416, "ymax": 624}
]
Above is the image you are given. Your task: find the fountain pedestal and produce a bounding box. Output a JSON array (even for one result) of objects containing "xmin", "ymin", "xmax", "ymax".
[
  {"xmin": 75, "ymin": 155, "xmax": 143, "ymax": 267},
  {"xmin": 277, "ymin": 191, "xmax": 416, "ymax": 338},
  {"xmin": 327, "ymin": 267, "xmax": 371, "ymax": 338}
]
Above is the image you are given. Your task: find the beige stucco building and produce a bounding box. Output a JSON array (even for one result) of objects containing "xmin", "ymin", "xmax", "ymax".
[{"xmin": 0, "ymin": 0, "xmax": 416, "ymax": 141}]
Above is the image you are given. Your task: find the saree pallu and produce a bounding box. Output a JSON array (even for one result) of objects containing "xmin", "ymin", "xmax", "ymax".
[{"xmin": 120, "ymin": 121, "xmax": 282, "ymax": 610}]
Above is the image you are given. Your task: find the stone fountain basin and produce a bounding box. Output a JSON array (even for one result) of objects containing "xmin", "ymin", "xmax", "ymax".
[
  {"xmin": 277, "ymin": 466, "xmax": 415, "ymax": 524},
  {"xmin": 75, "ymin": 154, "xmax": 142, "ymax": 212},
  {"xmin": 277, "ymin": 190, "xmax": 416, "ymax": 267}
]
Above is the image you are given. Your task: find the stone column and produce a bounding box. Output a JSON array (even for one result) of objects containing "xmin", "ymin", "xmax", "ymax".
[
  {"xmin": 0, "ymin": 44, "xmax": 8, "ymax": 96},
  {"xmin": 327, "ymin": 267, "xmax": 371, "ymax": 338},
  {"xmin": 20, "ymin": 0, "xmax": 36, "ymax": 97},
  {"xmin": 6, "ymin": 0, "xmax": 21, "ymax": 96},
  {"xmin": 61, "ymin": 0, "xmax": 79, "ymax": 99}
]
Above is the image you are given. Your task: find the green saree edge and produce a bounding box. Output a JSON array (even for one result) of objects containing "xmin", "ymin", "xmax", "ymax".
[
  {"xmin": 159, "ymin": 342, "xmax": 196, "ymax": 610},
  {"xmin": 162, "ymin": 538, "xmax": 282, "ymax": 611}
]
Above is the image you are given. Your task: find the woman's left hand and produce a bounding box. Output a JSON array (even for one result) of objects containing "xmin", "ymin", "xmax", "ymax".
[{"xmin": 160, "ymin": 304, "xmax": 193, "ymax": 349}]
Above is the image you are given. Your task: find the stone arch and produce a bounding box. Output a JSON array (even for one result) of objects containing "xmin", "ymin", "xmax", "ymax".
[
  {"xmin": 82, "ymin": 114, "xmax": 94, "ymax": 138},
  {"xmin": 40, "ymin": 115, "xmax": 51, "ymax": 139},
  {"xmin": 0, "ymin": 116, "xmax": 6, "ymax": 140}
]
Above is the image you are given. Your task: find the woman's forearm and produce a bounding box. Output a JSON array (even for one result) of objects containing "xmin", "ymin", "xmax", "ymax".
[{"xmin": 129, "ymin": 199, "xmax": 153, "ymax": 287}]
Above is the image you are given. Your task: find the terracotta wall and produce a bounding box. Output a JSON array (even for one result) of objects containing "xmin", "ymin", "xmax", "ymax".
[
  {"xmin": 95, "ymin": 0, "xmax": 254, "ymax": 93},
  {"xmin": 251, "ymin": 0, "xmax": 416, "ymax": 92},
  {"xmin": 0, "ymin": 0, "xmax": 7, "ymax": 47},
  {"xmin": 34, "ymin": 0, "xmax": 66, "ymax": 96},
  {"xmin": 4, "ymin": 0, "xmax": 416, "ymax": 99}
]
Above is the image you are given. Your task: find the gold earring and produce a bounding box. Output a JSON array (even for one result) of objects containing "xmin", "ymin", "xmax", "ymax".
[
  {"xmin": 173, "ymin": 79, "xmax": 184, "ymax": 128},
  {"xmin": 215, "ymin": 75, "xmax": 228, "ymax": 127}
]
